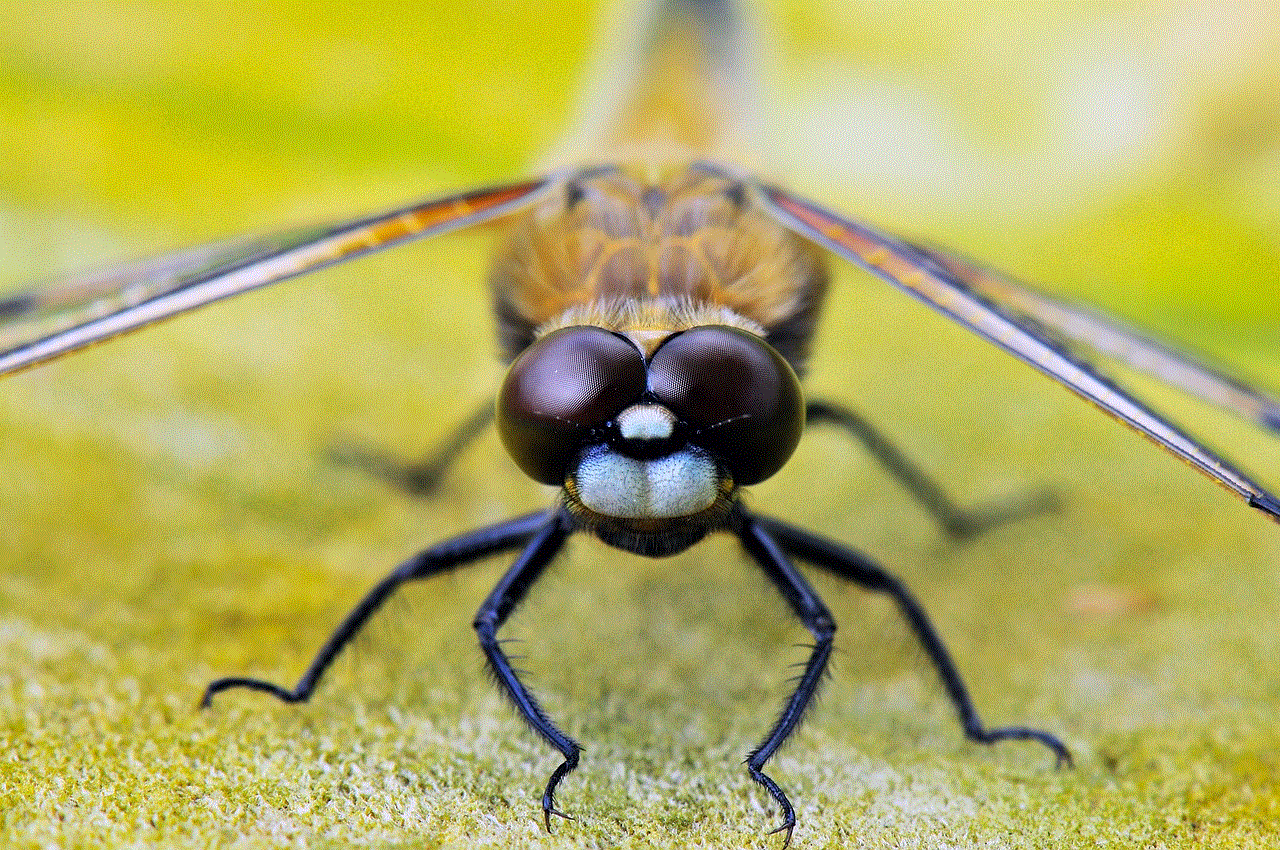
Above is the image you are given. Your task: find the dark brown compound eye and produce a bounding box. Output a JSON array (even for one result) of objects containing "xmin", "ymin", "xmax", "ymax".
[
  {"xmin": 647, "ymin": 325, "xmax": 803, "ymax": 485},
  {"xmin": 497, "ymin": 326, "xmax": 647, "ymax": 484}
]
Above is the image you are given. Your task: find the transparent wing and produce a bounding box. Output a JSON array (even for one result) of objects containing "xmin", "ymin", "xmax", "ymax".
[
  {"xmin": 907, "ymin": 244, "xmax": 1280, "ymax": 434},
  {"xmin": 0, "ymin": 177, "xmax": 554, "ymax": 376},
  {"xmin": 755, "ymin": 182, "xmax": 1280, "ymax": 523}
]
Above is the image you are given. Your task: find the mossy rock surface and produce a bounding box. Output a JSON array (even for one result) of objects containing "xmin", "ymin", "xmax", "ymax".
[{"xmin": 2, "ymin": 3, "xmax": 1279, "ymax": 848}]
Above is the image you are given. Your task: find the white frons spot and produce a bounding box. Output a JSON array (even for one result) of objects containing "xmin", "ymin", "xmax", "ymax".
[
  {"xmin": 616, "ymin": 404, "xmax": 676, "ymax": 441},
  {"xmin": 575, "ymin": 448, "xmax": 718, "ymax": 519}
]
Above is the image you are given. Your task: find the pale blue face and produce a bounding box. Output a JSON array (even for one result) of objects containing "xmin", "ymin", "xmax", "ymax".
[{"xmin": 572, "ymin": 420, "xmax": 721, "ymax": 520}]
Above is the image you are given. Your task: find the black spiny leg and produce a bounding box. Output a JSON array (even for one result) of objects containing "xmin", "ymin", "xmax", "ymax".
[
  {"xmin": 756, "ymin": 515, "xmax": 1072, "ymax": 766},
  {"xmin": 806, "ymin": 400, "xmax": 1056, "ymax": 538},
  {"xmin": 471, "ymin": 509, "xmax": 581, "ymax": 830},
  {"xmin": 200, "ymin": 509, "xmax": 552, "ymax": 707},
  {"xmin": 330, "ymin": 402, "xmax": 495, "ymax": 497},
  {"xmin": 732, "ymin": 508, "xmax": 838, "ymax": 848}
]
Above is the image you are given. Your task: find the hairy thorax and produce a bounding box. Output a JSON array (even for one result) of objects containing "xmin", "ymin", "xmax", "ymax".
[{"xmin": 490, "ymin": 164, "xmax": 829, "ymax": 373}]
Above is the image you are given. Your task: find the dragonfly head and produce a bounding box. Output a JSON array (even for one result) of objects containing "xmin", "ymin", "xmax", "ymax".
[{"xmin": 496, "ymin": 323, "xmax": 804, "ymax": 555}]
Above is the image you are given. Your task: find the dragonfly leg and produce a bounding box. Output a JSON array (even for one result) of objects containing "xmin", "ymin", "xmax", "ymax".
[
  {"xmin": 733, "ymin": 508, "xmax": 838, "ymax": 848},
  {"xmin": 471, "ymin": 510, "xmax": 581, "ymax": 830},
  {"xmin": 329, "ymin": 402, "xmax": 494, "ymax": 496},
  {"xmin": 806, "ymin": 399, "xmax": 1057, "ymax": 538},
  {"xmin": 756, "ymin": 514, "xmax": 1072, "ymax": 767},
  {"xmin": 199, "ymin": 510, "xmax": 552, "ymax": 707}
]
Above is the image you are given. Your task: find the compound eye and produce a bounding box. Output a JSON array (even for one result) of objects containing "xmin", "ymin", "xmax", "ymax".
[
  {"xmin": 648, "ymin": 325, "xmax": 803, "ymax": 485},
  {"xmin": 497, "ymin": 326, "xmax": 646, "ymax": 484}
]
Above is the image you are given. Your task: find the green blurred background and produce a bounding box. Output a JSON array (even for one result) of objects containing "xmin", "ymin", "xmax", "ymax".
[{"xmin": 1, "ymin": 2, "xmax": 1279, "ymax": 847}]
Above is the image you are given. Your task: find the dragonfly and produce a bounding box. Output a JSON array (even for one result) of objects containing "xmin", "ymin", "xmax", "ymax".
[{"xmin": 3, "ymin": 0, "xmax": 1278, "ymax": 845}]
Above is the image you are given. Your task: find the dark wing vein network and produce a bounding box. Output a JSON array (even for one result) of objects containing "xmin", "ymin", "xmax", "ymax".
[
  {"xmin": 0, "ymin": 228, "xmax": 330, "ymax": 347},
  {"xmin": 907, "ymin": 244, "xmax": 1280, "ymax": 433},
  {"xmin": 754, "ymin": 181, "xmax": 1280, "ymax": 523},
  {"xmin": 0, "ymin": 178, "xmax": 554, "ymax": 377}
]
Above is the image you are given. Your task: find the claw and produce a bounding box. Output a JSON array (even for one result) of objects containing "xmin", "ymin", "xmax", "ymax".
[
  {"xmin": 542, "ymin": 804, "xmax": 574, "ymax": 832},
  {"xmin": 973, "ymin": 724, "xmax": 1073, "ymax": 769},
  {"xmin": 748, "ymin": 763, "xmax": 797, "ymax": 849},
  {"xmin": 766, "ymin": 817, "xmax": 796, "ymax": 848}
]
